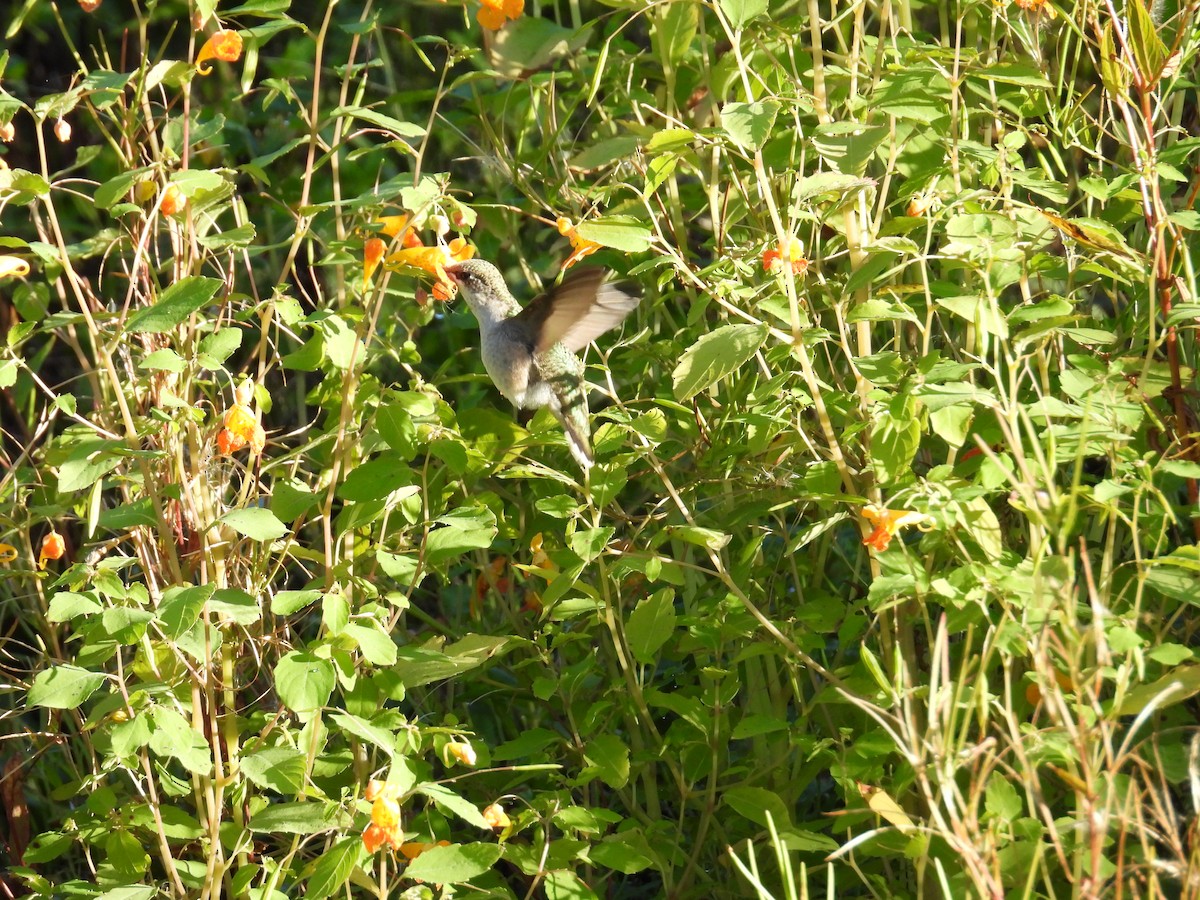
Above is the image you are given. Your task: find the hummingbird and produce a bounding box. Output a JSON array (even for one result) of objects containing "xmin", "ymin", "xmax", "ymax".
[{"xmin": 444, "ymin": 259, "xmax": 639, "ymax": 470}]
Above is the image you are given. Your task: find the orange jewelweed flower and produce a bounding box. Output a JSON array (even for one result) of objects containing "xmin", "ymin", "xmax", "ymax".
[
  {"xmin": 388, "ymin": 238, "xmax": 475, "ymax": 301},
  {"xmin": 1014, "ymin": 0, "xmax": 1046, "ymax": 8},
  {"xmin": 762, "ymin": 236, "xmax": 808, "ymax": 276},
  {"xmin": 38, "ymin": 530, "xmax": 66, "ymax": 569},
  {"xmin": 54, "ymin": 120, "xmax": 71, "ymax": 143},
  {"xmin": 364, "ymin": 237, "xmax": 385, "ymax": 287},
  {"xmin": 363, "ymin": 780, "xmax": 404, "ymax": 855},
  {"xmin": 472, "ymin": 556, "xmax": 509, "ymax": 616},
  {"xmin": 196, "ymin": 29, "xmax": 243, "ymax": 75},
  {"xmin": 0, "ymin": 544, "xmax": 17, "ymax": 564},
  {"xmin": 446, "ymin": 742, "xmax": 477, "ymax": 766},
  {"xmin": 216, "ymin": 399, "xmax": 264, "ymax": 456},
  {"xmin": 161, "ymin": 184, "xmax": 186, "ymax": 216},
  {"xmin": 0, "ymin": 257, "xmax": 30, "ymax": 279},
  {"xmin": 79, "ymin": 0, "xmax": 102, "ymax": 10},
  {"xmin": 477, "ymin": 0, "xmax": 523, "ymax": 30},
  {"xmin": 861, "ymin": 504, "xmax": 932, "ymax": 552},
  {"xmin": 556, "ymin": 217, "xmax": 601, "ymax": 270},
  {"xmin": 378, "ymin": 215, "xmax": 423, "ymax": 248},
  {"xmin": 482, "ymin": 803, "xmax": 511, "ymax": 830},
  {"xmin": 0, "ymin": 121, "xmax": 14, "ymax": 142}
]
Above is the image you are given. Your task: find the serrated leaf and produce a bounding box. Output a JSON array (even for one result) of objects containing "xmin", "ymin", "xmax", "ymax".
[
  {"xmin": 219, "ymin": 507, "xmax": 288, "ymax": 542},
  {"xmin": 249, "ymin": 801, "xmax": 353, "ymax": 834},
  {"xmin": 241, "ymin": 746, "xmax": 307, "ymax": 794},
  {"xmin": 672, "ymin": 323, "xmax": 768, "ymax": 401},
  {"xmin": 1127, "ymin": 0, "xmax": 1167, "ymax": 84},
  {"xmin": 626, "ymin": 589, "xmax": 676, "ymax": 664},
  {"xmin": 125, "ymin": 276, "xmax": 223, "ymax": 334},
  {"xmin": 304, "ymin": 837, "xmax": 364, "ymax": 899},
  {"xmin": 404, "ymin": 842, "xmax": 503, "ymax": 884},
  {"xmin": 574, "ymin": 216, "xmax": 652, "ymax": 253},
  {"xmin": 718, "ymin": 0, "xmax": 767, "ymax": 28},
  {"xmin": 274, "ymin": 652, "xmax": 334, "ymax": 721},
  {"xmin": 28, "ymin": 665, "xmax": 106, "ymax": 709},
  {"xmin": 721, "ymin": 101, "xmax": 780, "ymax": 151},
  {"xmin": 417, "ymin": 783, "xmax": 491, "ymax": 828}
]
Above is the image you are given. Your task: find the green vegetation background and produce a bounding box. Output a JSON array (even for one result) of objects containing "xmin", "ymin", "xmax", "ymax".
[{"xmin": 0, "ymin": 0, "xmax": 1198, "ymax": 897}]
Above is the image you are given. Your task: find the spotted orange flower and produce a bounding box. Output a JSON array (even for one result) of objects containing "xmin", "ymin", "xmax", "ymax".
[
  {"xmin": 161, "ymin": 184, "xmax": 186, "ymax": 216},
  {"xmin": 861, "ymin": 504, "xmax": 933, "ymax": 552},
  {"xmin": 363, "ymin": 780, "xmax": 404, "ymax": 855},
  {"xmin": 556, "ymin": 217, "xmax": 601, "ymax": 270},
  {"xmin": 482, "ymin": 803, "xmax": 511, "ymax": 830},
  {"xmin": 1013, "ymin": 0, "xmax": 1045, "ymax": 8},
  {"xmin": 216, "ymin": 386, "xmax": 266, "ymax": 456},
  {"xmin": 196, "ymin": 29, "xmax": 243, "ymax": 75},
  {"xmin": 0, "ymin": 544, "xmax": 17, "ymax": 564},
  {"xmin": 762, "ymin": 236, "xmax": 808, "ymax": 276},
  {"xmin": 388, "ymin": 238, "xmax": 475, "ymax": 300},
  {"xmin": 477, "ymin": 0, "xmax": 523, "ymax": 30},
  {"xmin": 377, "ymin": 215, "xmax": 423, "ymax": 248},
  {"xmin": 472, "ymin": 556, "xmax": 509, "ymax": 617},
  {"xmin": 38, "ymin": 530, "xmax": 65, "ymax": 569},
  {"xmin": 364, "ymin": 238, "xmax": 385, "ymax": 287}
]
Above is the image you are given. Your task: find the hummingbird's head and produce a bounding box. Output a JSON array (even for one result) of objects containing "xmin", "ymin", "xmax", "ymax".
[
  {"xmin": 444, "ymin": 259, "xmax": 506, "ymax": 299},
  {"xmin": 444, "ymin": 258, "xmax": 518, "ymax": 323}
]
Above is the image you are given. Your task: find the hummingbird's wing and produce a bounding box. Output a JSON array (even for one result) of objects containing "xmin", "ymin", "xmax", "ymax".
[{"xmin": 517, "ymin": 268, "xmax": 640, "ymax": 354}]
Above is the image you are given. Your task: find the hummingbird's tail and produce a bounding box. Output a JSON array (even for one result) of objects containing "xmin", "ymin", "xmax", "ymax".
[{"xmin": 550, "ymin": 393, "xmax": 593, "ymax": 470}]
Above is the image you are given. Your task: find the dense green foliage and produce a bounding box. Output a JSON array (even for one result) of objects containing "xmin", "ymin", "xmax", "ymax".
[{"xmin": 1, "ymin": 0, "xmax": 1199, "ymax": 897}]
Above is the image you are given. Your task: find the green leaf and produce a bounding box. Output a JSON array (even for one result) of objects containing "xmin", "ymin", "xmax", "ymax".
[
  {"xmin": 569, "ymin": 526, "xmax": 613, "ymax": 563},
  {"xmin": 418, "ymin": 782, "xmax": 491, "ymax": 828},
  {"xmin": 493, "ymin": 728, "xmax": 562, "ymax": 760},
  {"xmin": 271, "ymin": 589, "xmax": 322, "ymax": 616},
  {"xmin": 626, "ymin": 589, "xmax": 677, "ymax": 664},
  {"xmin": 718, "ymin": 0, "xmax": 767, "ymax": 29},
  {"xmin": 545, "ymin": 870, "xmax": 601, "ymax": 900},
  {"xmin": 985, "ymin": 777, "xmax": 1022, "ymax": 823},
  {"xmin": 329, "ymin": 712, "xmax": 396, "ymax": 755},
  {"xmin": 426, "ymin": 506, "xmax": 497, "ymax": 567},
  {"xmin": 574, "ymin": 216, "xmax": 653, "ymax": 253},
  {"xmin": 198, "ymin": 327, "xmax": 243, "ymax": 366},
  {"xmin": 653, "ymin": 1, "xmax": 698, "ymax": 68},
  {"xmin": 337, "ymin": 456, "xmax": 418, "ymax": 502},
  {"xmin": 672, "ymin": 323, "xmax": 769, "ymax": 401},
  {"xmin": 1127, "ymin": 0, "xmax": 1168, "ymax": 84},
  {"xmin": 274, "ymin": 651, "xmax": 335, "ymax": 721},
  {"xmin": 391, "ymin": 634, "xmax": 512, "ymax": 688},
  {"xmin": 973, "ymin": 62, "xmax": 1052, "ymax": 87},
  {"xmin": 304, "ymin": 836, "xmax": 365, "ymax": 899},
  {"xmin": 47, "ymin": 591, "xmax": 101, "ymax": 622},
  {"xmin": 148, "ymin": 707, "xmax": 212, "ymax": 775},
  {"xmin": 125, "ymin": 276, "xmax": 223, "ymax": 334},
  {"xmin": 723, "ymin": 786, "xmax": 795, "ymax": 829},
  {"xmin": 241, "ymin": 746, "xmax": 307, "ymax": 794},
  {"xmin": 342, "ymin": 622, "xmax": 397, "ymax": 666},
  {"xmin": 403, "ymin": 842, "xmax": 503, "ymax": 884},
  {"xmin": 138, "ymin": 348, "xmax": 186, "ymax": 372},
  {"xmin": 219, "ymin": 506, "xmax": 288, "ymax": 542},
  {"xmin": 331, "ymin": 105, "xmax": 425, "ymax": 138},
  {"xmin": 57, "ymin": 438, "xmax": 125, "ymax": 493},
  {"xmin": 1116, "ymin": 665, "xmax": 1200, "ymax": 716},
  {"xmin": 249, "ymin": 801, "xmax": 353, "ymax": 834},
  {"xmin": 28, "ymin": 665, "xmax": 106, "ymax": 709},
  {"xmin": 869, "ymin": 392, "xmax": 921, "ymax": 484},
  {"xmin": 582, "ymin": 734, "xmax": 629, "ymax": 789},
  {"xmin": 589, "ymin": 836, "xmax": 654, "ymax": 874},
  {"xmin": 210, "ymin": 588, "xmax": 261, "ymax": 625},
  {"xmin": 668, "ymin": 525, "xmax": 730, "ymax": 551},
  {"xmin": 721, "ymin": 100, "xmax": 780, "ymax": 151},
  {"xmin": 570, "ymin": 135, "xmax": 642, "ymax": 172}
]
